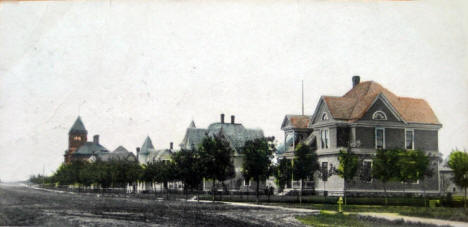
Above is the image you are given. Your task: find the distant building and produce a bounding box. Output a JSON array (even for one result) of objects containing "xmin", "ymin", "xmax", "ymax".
[
  {"xmin": 88, "ymin": 146, "xmax": 137, "ymax": 163},
  {"xmin": 179, "ymin": 114, "xmax": 265, "ymax": 191},
  {"xmin": 64, "ymin": 116, "xmax": 134, "ymax": 163},
  {"xmin": 279, "ymin": 76, "xmax": 442, "ymax": 195},
  {"xmin": 137, "ymin": 136, "xmax": 174, "ymax": 164},
  {"xmin": 439, "ymin": 158, "xmax": 463, "ymax": 196}
]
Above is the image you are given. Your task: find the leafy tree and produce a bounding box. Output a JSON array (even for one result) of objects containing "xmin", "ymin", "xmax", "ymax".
[
  {"xmin": 448, "ymin": 150, "xmax": 468, "ymax": 210},
  {"xmin": 412, "ymin": 150, "xmax": 432, "ymax": 206},
  {"xmin": 274, "ymin": 157, "xmax": 293, "ymax": 192},
  {"xmin": 53, "ymin": 160, "xmax": 86, "ymax": 186},
  {"xmin": 241, "ymin": 137, "xmax": 275, "ymax": 202},
  {"xmin": 293, "ymin": 143, "xmax": 320, "ymax": 204},
  {"xmin": 372, "ymin": 149, "xmax": 400, "ymax": 205},
  {"xmin": 336, "ymin": 147, "xmax": 359, "ymax": 205},
  {"xmin": 172, "ymin": 148, "xmax": 204, "ymax": 200},
  {"xmin": 396, "ymin": 149, "xmax": 417, "ymax": 193},
  {"xmin": 198, "ymin": 134, "xmax": 235, "ymax": 201}
]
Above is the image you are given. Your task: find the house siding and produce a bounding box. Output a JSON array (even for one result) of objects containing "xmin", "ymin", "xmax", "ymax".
[
  {"xmin": 385, "ymin": 128, "xmax": 404, "ymax": 149},
  {"xmin": 360, "ymin": 99, "xmax": 400, "ymax": 122},
  {"xmin": 415, "ymin": 130, "xmax": 438, "ymax": 151},
  {"xmin": 355, "ymin": 127, "xmax": 374, "ymax": 149}
]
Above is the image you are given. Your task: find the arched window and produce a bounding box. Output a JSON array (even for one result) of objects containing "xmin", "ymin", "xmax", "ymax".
[
  {"xmin": 321, "ymin": 112, "xmax": 329, "ymax": 121},
  {"xmin": 372, "ymin": 111, "xmax": 387, "ymax": 120}
]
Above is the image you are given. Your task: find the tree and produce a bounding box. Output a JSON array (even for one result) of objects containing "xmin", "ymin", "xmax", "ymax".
[
  {"xmin": 372, "ymin": 149, "xmax": 400, "ymax": 205},
  {"xmin": 336, "ymin": 147, "xmax": 358, "ymax": 205},
  {"xmin": 274, "ymin": 157, "xmax": 293, "ymax": 192},
  {"xmin": 172, "ymin": 148, "xmax": 204, "ymax": 200},
  {"xmin": 293, "ymin": 143, "xmax": 320, "ymax": 204},
  {"xmin": 412, "ymin": 150, "xmax": 432, "ymax": 207},
  {"xmin": 199, "ymin": 134, "xmax": 235, "ymax": 201},
  {"xmin": 396, "ymin": 149, "xmax": 416, "ymax": 193},
  {"xmin": 242, "ymin": 137, "xmax": 275, "ymax": 202},
  {"xmin": 53, "ymin": 160, "xmax": 86, "ymax": 186},
  {"xmin": 448, "ymin": 150, "xmax": 468, "ymax": 210}
]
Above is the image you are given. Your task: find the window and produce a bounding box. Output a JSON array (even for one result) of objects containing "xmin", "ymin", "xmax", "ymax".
[
  {"xmin": 405, "ymin": 129, "xmax": 414, "ymax": 150},
  {"xmin": 321, "ymin": 162, "xmax": 328, "ymax": 181},
  {"xmin": 372, "ymin": 111, "xmax": 387, "ymax": 120},
  {"xmin": 321, "ymin": 112, "xmax": 329, "ymax": 121},
  {"xmin": 74, "ymin": 136, "xmax": 81, "ymax": 141},
  {"xmin": 360, "ymin": 160, "xmax": 372, "ymax": 182},
  {"xmin": 375, "ymin": 128, "xmax": 385, "ymax": 149},
  {"xmin": 244, "ymin": 179, "xmax": 250, "ymax": 187},
  {"xmin": 321, "ymin": 129, "xmax": 329, "ymax": 149}
]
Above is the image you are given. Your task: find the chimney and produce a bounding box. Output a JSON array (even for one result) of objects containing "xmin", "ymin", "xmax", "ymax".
[
  {"xmin": 136, "ymin": 147, "xmax": 140, "ymax": 160},
  {"xmin": 170, "ymin": 142, "xmax": 173, "ymax": 150},
  {"xmin": 221, "ymin": 113, "xmax": 225, "ymax": 124},
  {"xmin": 231, "ymin": 115, "xmax": 235, "ymax": 124},
  {"xmin": 93, "ymin": 135, "xmax": 99, "ymax": 144},
  {"xmin": 352, "ymin": 75, "xmax": 360, "ymax": 87}
]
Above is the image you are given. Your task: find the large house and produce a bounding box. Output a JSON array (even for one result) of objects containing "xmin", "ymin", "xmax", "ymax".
[
  {"xmin": 64, "ymin": 116, "xmax": 136, "ymax": 163},
  {"xmin": 179, "ymin": 114, "xmax": 265, "ymax": 191},
  {"xmin": 136, "ymin": 136, "xmax": 174, "ymax": 164},
  {"xmin": 279, "ymin": 76, "xmax": 442, "ymax": 195}
]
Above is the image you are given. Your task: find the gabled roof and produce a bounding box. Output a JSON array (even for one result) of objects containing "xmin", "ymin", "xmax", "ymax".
[
  {"xmin": 281, "ymin": 115, "xmax": 313, "ymax": 130},
  {"xmin": 321, "ymin": 81, "xmax": 440, "ymax": 124},
  {"xmin": 113, "ymin": 146, "xmax": 129, "ymax": 153},
  {"xmin": 69, "ymin": 116, "xmax": 87, "ymax": 134},
  {"xmin": 140, "ymin": 136, "xmax": 155, "ymax": 154},
  {"xmin": 180, "ymin": 121, "xmax": 264, "ymax": 152}
]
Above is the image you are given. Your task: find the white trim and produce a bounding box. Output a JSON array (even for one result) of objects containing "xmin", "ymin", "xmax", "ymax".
[
  {"xmin": 243, "ymin": 179, "xmax": 251, "ymax": 187},
  {"xmin": 367, "ymin": 93, "xmax": 406, "ymax": 123},
  {"xmin": 405, "ymin": 128, "xmax": 415, "ymax": 150},
  {"xmin": 320, "ymin": 128, "xmax": 329, "ymax": 149},
  {"xmin": 375, "ymin": 127, "xmax": 385, "ymax": 149},
  {"xmin": 321, "ymin": 112, "xmax": 329, "ymax": 121},
  {"xmin": 372, "ymin": 111, "xmax": 387, "ymax": 120}
]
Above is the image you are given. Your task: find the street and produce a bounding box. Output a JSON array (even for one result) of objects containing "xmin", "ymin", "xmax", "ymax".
[{"xmin": 0, "ymin": 183, "xmax": 311, "ymax": 226}]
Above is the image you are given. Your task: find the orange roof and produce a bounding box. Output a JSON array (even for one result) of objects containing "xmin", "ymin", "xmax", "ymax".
[
  {"xmin": 323, "ymin": 81, "xmax": 440, "ymax": 124},
  {"xmin": 281, "ymin": 115, "xmax": 312, "ymax": 129}
]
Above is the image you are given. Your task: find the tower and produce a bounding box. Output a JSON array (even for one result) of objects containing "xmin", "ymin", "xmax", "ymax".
[{"xmin": 65, "ymin": 116, "xmax": 88, "ymax": 163}]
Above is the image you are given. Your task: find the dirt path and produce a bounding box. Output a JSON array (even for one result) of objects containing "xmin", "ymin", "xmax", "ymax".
[
  {"xmin": 358, "ymin": 212, "xmax": 467, "ymax": 227},
  {"xmin": 0, "ymin": 183, "xmax": 311, "ymax": 226}
]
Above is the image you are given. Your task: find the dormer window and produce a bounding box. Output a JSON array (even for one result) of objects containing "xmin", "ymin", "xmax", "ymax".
[
  {"xmin": 321, "ymin": 113, "xmax": 329, "ymax": 121},
  {"xmin": 372, "ymin": 111, "xmax": 387, "ymax": 120}
]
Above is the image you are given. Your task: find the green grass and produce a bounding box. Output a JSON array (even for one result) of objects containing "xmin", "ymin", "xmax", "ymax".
[
  {"xmin": 275, "ymin": 203, "xmax": 468, "ymax": 222},
  {"xmin": 296, "ymin": 211, "xmax": 429, "ymax": 227}
]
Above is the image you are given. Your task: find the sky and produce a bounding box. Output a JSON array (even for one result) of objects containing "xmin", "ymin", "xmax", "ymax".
[{"xmin": 1, "ymin": 0, "xmax": 467, "ymax": 182}]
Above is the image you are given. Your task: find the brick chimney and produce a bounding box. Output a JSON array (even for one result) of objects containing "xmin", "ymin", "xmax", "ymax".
[
  {"xmin": 93, "ymin": 135, "xmax": 99, "ymax": 144},
  {"xmin": 221, "ymin": 113, "xmax": 225, "ymax": 124},
  {"xmin": 231, "ymin": 115, "xmax": 235, "ymax": 124},
  {"xmin": 352, "ymin": 75, "xmax": 360, "ymax": 88}
]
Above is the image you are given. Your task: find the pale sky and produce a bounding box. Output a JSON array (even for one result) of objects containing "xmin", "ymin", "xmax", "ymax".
[{"xmin": 1, "ymin": 0, "xmax": 467, "ymax": 182}]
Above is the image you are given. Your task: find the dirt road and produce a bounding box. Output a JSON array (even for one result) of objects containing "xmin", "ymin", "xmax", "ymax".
[{"xmin": 0, "ymin": 183, "xmax": 313, "ymax": 226}]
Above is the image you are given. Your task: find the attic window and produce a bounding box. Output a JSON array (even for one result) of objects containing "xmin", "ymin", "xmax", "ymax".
[
  {"xmin": 372, "ymin": 111, "xmax": 387, "ymax": 120},
  {"xmin": 321, "ymin": 113, "xmax": 329, "ymax": 121}
]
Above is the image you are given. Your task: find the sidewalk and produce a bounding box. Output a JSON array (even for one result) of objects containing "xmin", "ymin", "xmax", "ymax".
[{"xmin": 358, "ymin": 212, "xmax": 467, "ymax": 227}]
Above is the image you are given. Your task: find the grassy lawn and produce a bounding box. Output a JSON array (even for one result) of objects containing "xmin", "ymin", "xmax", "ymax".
[
  {"xmin": 274, "ymin": 203, "xmax": 468, "ymax": 222},
  {"xmin": 296, "ymin": 211, "xmax": 435, "ymax": 227}
]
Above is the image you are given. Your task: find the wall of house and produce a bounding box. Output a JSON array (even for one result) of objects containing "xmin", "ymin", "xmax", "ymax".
[
  {"xmin": 315, "ymin": 155, "xmax": 344, "ymax": 192},
  {"xmin": 415, "ymin": 130, "xmax": 438, "ymax": 151},
  {"xmin": 355, "ymin": 127, "xmax": 374, "ymax": 149},
  {"xmin": 360, "ymin": 99, "xmax": 400, "ymax": 122},
  {"xmin": 347, "ymin": 155, "xmax": 440, "ymax": 193},
  {"xmin": 385, "ymin": 128, "xmax": 404, "ymax": 149}
]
